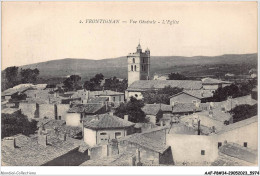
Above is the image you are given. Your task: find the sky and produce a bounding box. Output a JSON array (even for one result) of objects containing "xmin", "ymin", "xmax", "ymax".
[{"xmin": 2, "ymin": 1, "xmax": 258, "ymax": 69}]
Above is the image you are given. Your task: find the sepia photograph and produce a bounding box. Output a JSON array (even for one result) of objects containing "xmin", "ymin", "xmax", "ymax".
[{"xmin": 0, "ymin": 1, "xmax": 258, "ymax": 175}]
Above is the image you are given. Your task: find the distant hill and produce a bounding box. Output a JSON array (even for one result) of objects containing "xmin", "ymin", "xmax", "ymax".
[{"xmin": 19, "ymin": 53, "xmax": 257, "ymax": 80}]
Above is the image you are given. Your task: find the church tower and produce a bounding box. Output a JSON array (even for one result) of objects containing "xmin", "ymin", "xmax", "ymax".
[{"xmin": 127, "ymin": 43, "xmax": 150, "ymax": 86}]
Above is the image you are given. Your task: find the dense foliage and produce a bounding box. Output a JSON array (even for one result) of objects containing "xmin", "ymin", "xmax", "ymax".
[
  {"xmin": 168, "ymin": 72, "xmax": 188, "ymax": 80},
  {"xmin": 142, "ymin": 86, "xmax": 183, "ymax": 104},
  {"xmin": 103, "ymin": 77, "xmax": 128, "ymax": 92},
  {"xmin": 229, "ymin": 104, "xmax": 257, "ymax": 123},
  {"xmin": 206, "ymin": 79, "xmax": 257, "ymax": 102},
  {"xmin": 1, "ymin": 113, "xmax": 37, "ymax": 139},
  {"xmin": 84, "ymin": 73, "xmax": 104, "ymax": 91},
  {"xmin": 63, "ymin": 75, "xmax": 82, "ymax": 91},
  {"xmin": 20, "ymin": 68, "xmax": 40, "ymax": 84},
  {"xmin": 114, "ymin": 97, "xmax": 147, "ymax": 123}
]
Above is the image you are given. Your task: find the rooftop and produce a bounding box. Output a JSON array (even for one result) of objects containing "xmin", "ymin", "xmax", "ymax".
[
  {"xmin": 68, "ymin": 103, "xmax": 105, "ymax": 114},
  {"xmin": 1, "ymin": 134, "xmax": 82, "ymax": 166},
  {"xmin": 83, "ymin": 114, "xmax": 135, "ymax": 130},
  {"xmin": 195, "ymin": 109, "xmax": 232, "ymax": 122},
  {"xmin": 212, "ymin": 142, "xmax": 257, "ymax": 166},
  {"xmin": 172, "ymin": 103, "xmax": 202, "ymax": 113},
  {"xmin": 201, "ymin": 78, "xmax": 231, "ymax": 85},
  {"xmin": 216, "ymin": 116, "xmax": 258, "ymax": 135},
  {"xmin": 87, "ymin": 97, "xmax": 109, "ymax": 104},
  {"xmin": 127, "ymin": 80, "xmax": 202, "ymax": 91},
  {"xmin": 1, "ymin": 108, "xmax": 20, "ymax": 114}
]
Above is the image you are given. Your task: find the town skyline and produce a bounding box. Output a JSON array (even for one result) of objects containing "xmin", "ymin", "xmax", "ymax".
[{"xmin": 2, "ymin": 1, "xmax": 257, "ymax": 69}]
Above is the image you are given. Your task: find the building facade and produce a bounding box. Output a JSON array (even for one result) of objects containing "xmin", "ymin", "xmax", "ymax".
[{"xmin": 127, "ymin": 43, "xmax": 150, "ymax": 86}]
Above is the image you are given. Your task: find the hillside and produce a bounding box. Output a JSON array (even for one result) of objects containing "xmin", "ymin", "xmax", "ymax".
[{"xmin": 18, "ymin": 53, "xmax": 257, "ymax": 80}]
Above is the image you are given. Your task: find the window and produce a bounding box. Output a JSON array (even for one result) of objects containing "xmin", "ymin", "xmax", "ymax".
[
  {"xmin": 244, "ymin": 142, "xmax": 247, "ymax": 147},
  {"xmin": 113, "ymin": 97, "xmax": 116, "ymax": 102},
  {"xmin": 58, "ymin": 116, "xmax": 61, "ymax": 120},
  {"xmin": 143, "ymin": 58, "xmax": 145, "ymax": 63},
  {"xmin": 143, "ymin": 65, "xmax": 145, "ymax": 71},
  {"xmin": 119, "ymin": 96, "xmax": 121, "ymax": 101},
  {"xmin": 134, "ymin": 65, "xmax": 137, "ymax": 71},
  {"xmin": 100, "ymin": 132, "xmax": 107, "ymax": 135},
  {"xmin": 218, "ymin": 142, "xmax": 222, "ymax": 148},
  {"xmin": 131, "ymin": 65, "xmax": 133, "ymax": 71},
  {"xmin": 201, "ymin": 150, "xmax": 205, "ymax": 155},
  {"xmin": 115, "ymin": 132, "xmax": 122, "ymax": 139},
  {"xmin": 192, "ymin": 100, "xmax": 197, "ymax": 103},
  {"xmin": 133, "ymin": 58, "xmax": 135, "ymax": 63}
]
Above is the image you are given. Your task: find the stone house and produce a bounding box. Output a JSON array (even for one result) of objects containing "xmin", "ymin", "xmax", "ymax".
[
  {"xmin": 65, "ymin": 103, "xmax": 107, "ymax": 127},
  {"xmin": 82, "ymin": 113, "xmax": 135, "ymax": 147}
]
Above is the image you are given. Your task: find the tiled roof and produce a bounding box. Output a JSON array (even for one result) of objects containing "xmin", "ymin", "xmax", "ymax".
[
  {"xmin": 68, "ymin": 104, "xmax": 105, "ymax": 114},
  {"xmin": 83, "ymin": 114, "xmax": 135, "ymax": 130},
  {"xmin": 216, "ymin": 116, "xmax": 257, "ymax": 135},
  {"xmin": 1, "ymin": 134, "xmax": 82, "ymax": 166},
  {"xmin": 1, "ymin": 108, "xmax": 20, "ymax": 114},
  {"xmin": 172, "ymin": 103, "xmax": 202, "ymax": 113},
  {"xmin": 119, "ymin": 127, "xmax": 169, "ymax": 153},
  {"xmin": 201, "ymin": 78, "xmax": 231, "ymax": 85},
  {"xmin": 127, "ymin": 80, "xmax": 202, "ymax": 91},
  {"xmin": 87, "ymin": 97, "xmax": 109, "ymax": 104},
  {"xmin": 213, "ymin": 143, "xmax": 258, "ymax": 165},
  {"xmin": 142, "ymin": 104, "xmax": 172, "ymax": 116},
  {"xmin": 195, "ymin": 109, "xmax": 232, "ymax": 122}
]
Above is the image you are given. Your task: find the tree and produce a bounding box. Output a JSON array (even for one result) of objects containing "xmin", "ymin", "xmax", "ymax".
[
  {"xmin": 143, "ymin": 86, "xmax": 183, "ymax": 104},
  {"xmin": 2, "ymin": 66, "xmax": 19, "ymax": 90},
  {"xmin": 63, "ymin": 75, "xmax": 81, "ymax": 91},
  {"xmin": 1, "ymin": 112, "xmax": 37, "ymax": 139},
  {"xmin": 83, "ymin": 73, "xmax": 104, "ymax": 91},
  {"xmin": 229, "ymin": 104, "xmax": 257, "ymax": 123},
  {"xmin": 20, "ymin": 68, "xmax": 40, "ymax": 83},
  {"xmin": 168, "ymin": 72, "xmax": 187, "ymax": 80},
  {"xmin": 114, "ymin": 97, "xmax": 147, "ymax": 123},
  {"xmin": 104, "ymin": 77, "xmax": 128, "ymax": 92}
]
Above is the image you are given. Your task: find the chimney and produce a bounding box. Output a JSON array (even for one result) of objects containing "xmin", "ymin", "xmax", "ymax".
[
  {"xmin": 38, "ymin": 134, "xmax": 47, "ymax": 146},
  {"xmin": 209, "ymin": 110, "xmax": 213, "ymax": 117},
  {"xmin": 109, "ymin": 112, "xmax": 114, "ymax": 116},
  {"xmin": 124, "ymin": 115, "xmax": 129, "ymax": 121},
  {"xmin": 197, "ymin": 119, "xmax": 201, "ymax": 135},
  {"xmin": 3, "ymin": 137, "xmax": 16, "ymax": 149},
  {"xmin": 160, "ymin": 120, "xmax": 164, "ymax": 126},
  {"xmin": 135, "ymin": 149, "xmax": 142, "ymax": 166},
  {"xmin": 60, "ymin": 133, "xmax": 67, "ymax": 141}
]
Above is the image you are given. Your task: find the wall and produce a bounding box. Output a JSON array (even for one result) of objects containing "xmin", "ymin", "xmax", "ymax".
[
  {"xmin": 202, "ymin": 84, "xmax": 219, "ymax": 91},
  {"xmin": 43, "ymin": 147, "xmax": 89, "ymax": 166},
  {"xmin": 128, "ymin": 55, "xmax": 141, "ymax": 86},
  {"xmin": 83, "ymin": 128, "xmax": 97, "ymax": 147},
  {"xmin": 66, "ymin": 113, "xmax": 81, "ymax": 127},
  {"xmin": 89, "ymin": 145, "xmax": 107, "ymax": 160},
  {"xmin": 166, "ymin": 134, "xmax": 218, "ymax": 165},
  {"xmin": 57, "ymin": 104, "xmax": 70, "ymax": 120},
  {"xmin": 118, "ymin": 141, "xmax": 160, "ymax": 165},
  {"xmin": 96, "ymin": 128, "xmax": 126, "ymax": 145},
  {"xmin": 19, "ymin": 103, "xmax": 37, "ymax": 119},
  {"xmin": 170, "ymin": 93, "xmax": 201, "ymax": 105},
  {"xmin": 39, "ymin": 104, "xmax": 55, "ymax": 119},
  {"xmin": 99, "ymin": 94, "xmax": 124, "ymax": 103},
  {"xmin": 181, "ymin": 114, "xmax": 224, "ymax": 131},
  {"xmin": 216, "ymin": 122, "xmax": 258, "ymax": 150}
]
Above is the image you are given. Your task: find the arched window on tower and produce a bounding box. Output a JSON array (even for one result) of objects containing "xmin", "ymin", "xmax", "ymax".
[
  {"xmin": 134, "ymin": 65, "xmax": 137, "ymax": 71},
  {"xmin": 143, "ymin": 58, "xmax": 145, "ymax": 63},
  {"xmin": 133, "ymin": 58, "xmax": 135, "ymax": 63},
  {"xmin": 142, "ymin": 65, "xmax": 144, "ymax": 71},
  {"xmin": 144, "ymin": 65, "xmax": 146, "ymax": 71},
  {"xmin": 131, "ymin": 65, "xmax": 133, "ymax": 71}
]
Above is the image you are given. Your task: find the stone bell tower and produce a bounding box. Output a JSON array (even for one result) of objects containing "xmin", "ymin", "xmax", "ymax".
[{"xmin": 127, "ymin": 43, "xmax": 150, "ymax": 86}]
